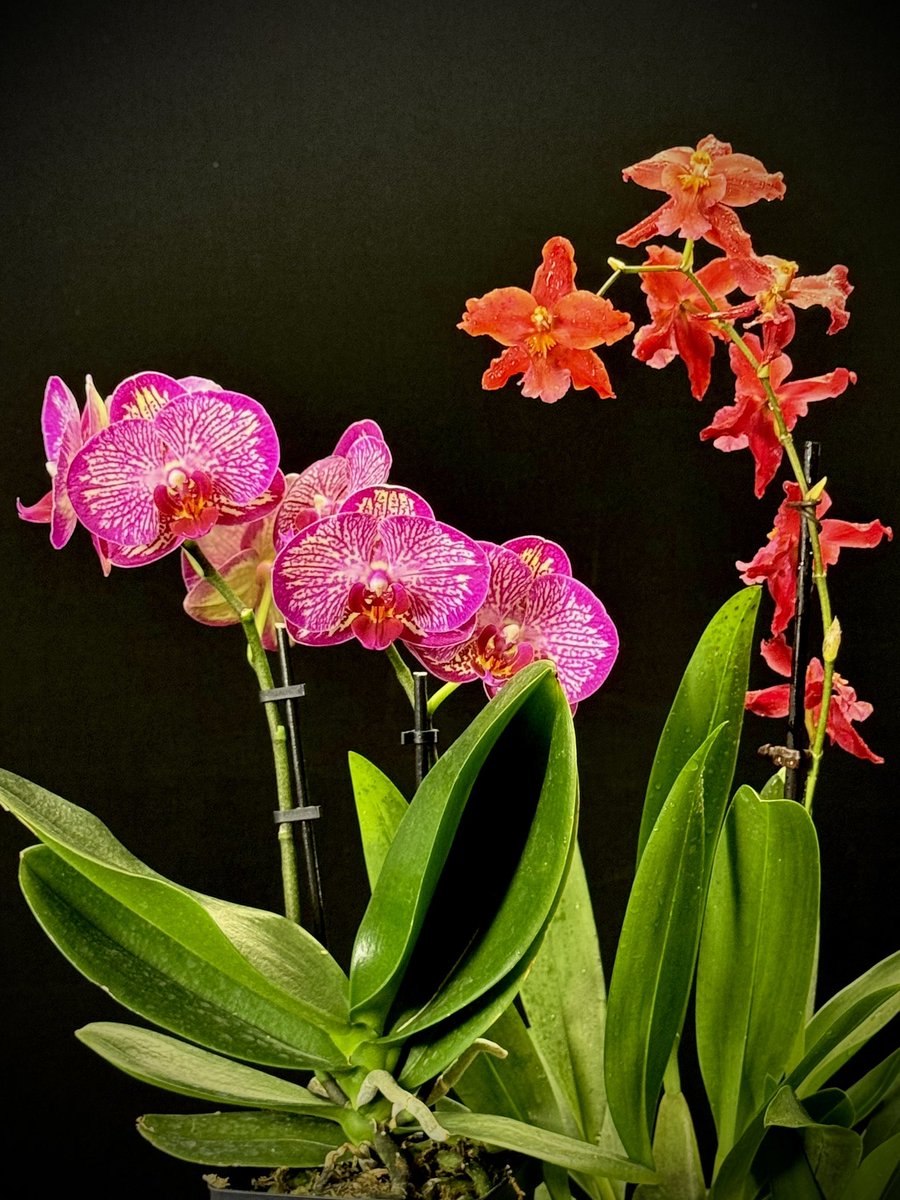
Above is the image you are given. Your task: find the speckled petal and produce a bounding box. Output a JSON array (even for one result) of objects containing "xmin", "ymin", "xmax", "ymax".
[
  {"xmin": 379, "ymin": 516, "xmax": 489, "ymax": 635},
  {"xmin": 333, "ymin": 419, "xmax": 385, "ymax": 456},
  {"xmin": 344, "ymin": 434, "xmax": 392, "ymax": 491},
  {"xmin": 49, "ymin": 420, "xmax": 82, "ymax": 548},
  {"xmin": 108, "ymin": 372, "xmax": 186, "ymax": 421},
  {"xmin": 216, "ymin": 468, "xmax": 286, "ymax": 525},
  {"xmin": 41, "ymin": 376, "xmax": 80, "ymax": 464},
  {"xmin": 338, "ymin": 485, "xmax": 434, "ymax": 520},
  {"xmin": 408, "ymin": 637, "xmax": 479, "ymax": 684},
  {"xmin": 155, "ymin": 391, "xmax": 279, "ymax": 504},
  {"xmin": 68, "ymin": 417, "xmax": 166, "ymax": 545},
  {"xmin": 272, "ymin": 512, "xmax": 379, "ymax": 640},
  {"xmin": 184, "ymin": 546, "xmax": 263, "ymax": 624},
  {"xmin": 275, "ymin": 457, "xmax": 351, "ymax": 546},
  {"xmin": 105, "ymin": 530, "xmax": 179, "ymax": 568},
  {"xmin": 504, "ymin": 535, "xmax": 572, "ymax": 578},
  {"xmin": 531, "ymin": 237, "xmax": 577, "ymax": 309},
  {"xmin": 524, "ymin": 573, "xmax": 619, "ymax": 704}
]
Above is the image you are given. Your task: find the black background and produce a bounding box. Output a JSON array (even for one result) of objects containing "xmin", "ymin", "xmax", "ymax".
[{"xmin": 1, "ymin": 2, "xmax": 897, "ymax": 1195}]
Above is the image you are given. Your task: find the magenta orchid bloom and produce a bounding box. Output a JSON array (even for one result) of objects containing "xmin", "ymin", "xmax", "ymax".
[
  {"xmin": 631, "ymin": 245, "xmax": 738, "ymax": 399},
  {"xmin": 617, "ymin": 134, "xmax": 786, "ymax": 258},
  {"xmin": 409, "ymin": 536, "xmax": 618, "ymax": 710},
  {"xmin": 271, "ymin": 485, "xmax": 490, "ymax": 651},
  {"xmin": 737, "ymin": 482, "xmax": 892, "ymax": 636},
  {"xmin": 182, "ymin": 495, "xmax": 292, "ymax": 650},
  {"xmin": 17, "ymin": 374, "xmax": 113, "ymax": 574},
  {"xmin": 274, "ymin": 419, "xmax": 391, "ymax": 548},
  {"xmin": 67, "ymin": 389, "xmax": 282, "ymax": 567},
  {"xmin": 459, "ymin": 236, "xmax": 634, "ymax": 403},
  {"xmin": 746, "ymin": 634, "xmax": 883, "ymax": 763},
  {"xmin": 699, "ymin": 334, "xmax": 857, "ymax": 498},
  {"xmin": 704, "ymin": 256, "xmax": 853, "ymax": 361},
  {"xmin": 108, "ymin": 370, "xmax": 222, "ymax": 421}
]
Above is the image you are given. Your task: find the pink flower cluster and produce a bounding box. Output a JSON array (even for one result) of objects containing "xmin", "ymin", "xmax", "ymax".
[{"xmin": 19, "ymin": 383, "xmax": 618, "ymax": 709}]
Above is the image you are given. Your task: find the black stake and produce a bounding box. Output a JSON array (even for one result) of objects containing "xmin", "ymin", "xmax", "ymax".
[
  {"xmin": 785, "ymin": 440, "xmax": 820, "ymax": 801},
  {"xmin": 401, "ymin": 671, "xmax": 438, "ymax": 790},
  {"xmin": 262, "ymin": 625, "xmax": 327, "ymax": 945}
]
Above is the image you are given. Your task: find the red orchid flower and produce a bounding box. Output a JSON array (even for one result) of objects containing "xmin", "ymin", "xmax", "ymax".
[
  {"xmin": 458, "ymin": 236, "xmax": 633, "ymax": 404},
  {"xmin": 699, "ymin": 334, "xmax": 856, "ymax": 498},
  {"xmin": 702, "ymin": 256, "xmax": 853, "ymax": 361},
  {"xmin": 746, "ymin": 633, "xmax": 883, "ymax": 763},
  {"xmin": 617, "ymin": 134, "xmax": 785, "ymax": 258},
  {"xmin": 631, "ymin": 245, "xmax": 738, "ymax": 399},
  {"xmin": 737, "ymin": 481, "xmax": 892, "ymax": 636}
]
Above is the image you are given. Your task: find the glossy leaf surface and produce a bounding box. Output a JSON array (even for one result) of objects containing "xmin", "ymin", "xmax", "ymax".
[
  {"xmin": 137, "ymin": 1110, "xmax": 343, "ymax": 1165},
  {"xmin": 348, "ymin": 751, "xmax": 408, "ymax": 891}
]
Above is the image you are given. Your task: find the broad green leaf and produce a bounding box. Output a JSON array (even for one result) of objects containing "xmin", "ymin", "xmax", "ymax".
[
  {"xmin": 350, "ymin": 661, "xmax": 577, "ymax": 1036},
  {"xmin": 847, "ymin": 1048, "xmax": 900, "ymax": 1124},
  {"xmin": 696, "ymin": 786, "xmax": 820, "ymax": 1162},
  {"xmin": 137, "ymin": 1110, "xmax": 343, "ymax": 1165},
  {"xmin": 0, "ymin": 768, "xmax": 350, "ymax": 1038},
  {"xmin": 864, "ymin": 1082, "xmax": 900, "ymax": 1154},
  {"xmin": 438, "ymin": 1111, "xmax": 657, "ymax": 1183},
  {"xmin": 760, "ymin": 769, "xmax": 786, "ymax": 800},
  {"xmin": 605, "ymin": 728, "xmax": 722, "ymax": 1166},
  {"xmin": 792, "ymin": 951, "xmax": 900, "ymax": 1097},
  {"xmin": 637, "ymin": 586, "xmax": 760, "ymax": 864},
  {"xmin": 843, "ymin": 1131, "xmax": 900, "ymax": 1200},
  {"xmin": 77, "ymin": 1022, "xmax": 345, "ymax": 1115},
  {"xmin": 347, "ymin": 752, "xmax": 408, "ymax": 891},
  {"xmin": 633, "ymin": 1090, "xmax": 706, "ymax": 1200},
  {"xmin": 520, "ymin": 840, "xmax": 611, "ymax": 1146},
  {"xmin": 20, "ymin": 845, "xmax": 347, "ymax": 1069},
  {"xmin": 396, "ymin": 834, "xmax": 577, "ymax": 1089}
]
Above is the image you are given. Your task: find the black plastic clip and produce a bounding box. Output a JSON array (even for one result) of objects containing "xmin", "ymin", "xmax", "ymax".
[
  {"xmin": 401, "ymin": 727, "xmax": 439, "ymax": 745},
  {"xmin": 259, "ymin": 683, "xmax": 306, "ymax": 703},
  {"xmin": 273, "ymin": 805, "xmax": 322, "ymax": 824}
]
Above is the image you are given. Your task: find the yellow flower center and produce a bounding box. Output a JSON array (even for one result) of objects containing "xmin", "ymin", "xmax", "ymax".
[
  {"xmin": 678, "ymin": 149, "xmax": 714, "ymax": 193},
  {"xmin": 527, "ymin": 305, "xmax": 556, "ymax": 355},
  {"xmin": 757, "ymin": 259, "xmax": 799, "ymax": 314}
]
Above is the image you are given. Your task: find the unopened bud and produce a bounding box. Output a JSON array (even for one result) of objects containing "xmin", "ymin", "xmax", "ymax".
[
  {"xmin": 823, "ymin": 617, "xmax": 842, "ymax": 663},
  {"xmin": 805, "ymin": 476, "xmax": 828, "ymax": 503},
  {"xmin": 607, "ymin": 256, "xmax": 627, "ymax": 271}
]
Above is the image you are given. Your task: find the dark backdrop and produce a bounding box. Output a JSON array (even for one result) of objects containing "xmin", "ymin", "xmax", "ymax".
[{"xmin": 1, "ymin": 2, "xmax": 897, "ymax": 1195}]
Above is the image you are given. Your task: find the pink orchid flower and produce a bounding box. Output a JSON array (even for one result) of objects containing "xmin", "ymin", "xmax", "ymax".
[
  {"xmin": 746, "ymin": 633, "xmax": 883, "ymax": 763},
  {"xmin": 699, "ymin": 334, "xmax": 856, "ymax": 498},
  {"xmin": 271, "ymin": 485, "xmax": 490, "ymax": 651},
  {"xmin": 737, "ymin": 482, "xmax": 892, "ymax": 636},
  {"xmin": 631, "ymin": 245, "xmax": 738, "ymax": 399},
  {"xmin": 617, "ymin": 134, "xmax": 786, "ymax": 258},
  {"xmin": 703, "ymin": 256, "xmax": 853, "ymax": 360},
  {"xmin": 67, "ymin": 389, "xmax": 282, "ymax": 567},
  {"xmin": 274, "ymin": 419, "xmax": 391, "ymax": 548},
  {"xmin": 458, "ymin": 236, "xmax": 634, "ymax": 404},
  {"xmin": 409, "ymin": 536, "xmax": 618, "ymax": 710},
  {"xmin": 17, "ymin": 374, "xmax": 113, "ymax": 574},
  {"xmin": 181, "ymin": 488, "xmax": 295, "ymax": 650}
]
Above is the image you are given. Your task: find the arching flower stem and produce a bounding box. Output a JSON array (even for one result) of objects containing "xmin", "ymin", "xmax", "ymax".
[
  {"xmin": 182, "ymin": 540, "xmax": 302, "ymax": 923},
  {"xmin": 607, "ymin": 250, "xmax": 838, "ymax": 814}
]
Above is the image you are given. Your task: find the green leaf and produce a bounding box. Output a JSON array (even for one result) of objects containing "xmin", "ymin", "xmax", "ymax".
[
  {"xmin": 792, "ymin": 952, "xmax": 900, "ymax": 1097},
  {"xmin": 632, "ymin": 1090, "xmax": 706, "ymax": 1200},
  {"xmin": 19, "ymin": 845, "xmax": 347, "ymax": 1069},
  {"xmin": 764, "ymin": 1085, "xmax": 862, "ymax": 1198},
  {"xmin": 842, "ymin": 1131, "xmax": 900, "ymax": 1200},
  {"xmin": 348, "ymin": 752, "xmax": 408, "ymax": 891},
  {"xmin": 437, "ymin": 1111, "xmax": 657, "ymax": 1183},
  {"xmin": 637, "ymin": 586, "xmax": 760, "ymax": 864},
  {"xmin": 0, "ymin": 768, "xmax": 351, "ymax": 1038},
  {"xmin": 77, "ymin": 1022, "xmax": 345, "ymax": 1115},
  {"xmin": 846, "ymin": 1048, "xmax": 900, "ymax": 1125},
  {"xmin": 350, "ymin": 661, "xmax": 577, "ymax": 1038},
  {"xmin": 864, "ymin": 1081, "xmax": 900, "ymax": 1154},
  {"xmin": 760, "ymin": 769, "xmax": 787, "ymax": 800},
  {"xmin": 520, "ymin": 840, "xmax": 612, "ymax": 1146},
  {"xmin": 696, "ymin": 786, "xmax": 820, "ymax": 1162},
  {"xmin": 605, "ymin": 727, "xmax": 722, "ymax": 1166},
  {"xmin": 137, "ymin": 1110, "xmax": 344, "ymax": 1166}
]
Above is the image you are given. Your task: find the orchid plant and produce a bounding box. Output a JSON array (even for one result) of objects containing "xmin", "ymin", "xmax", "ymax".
[{"xmin": 4, "ymin": 134, "xmax": 898, "ymax": 1200}]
